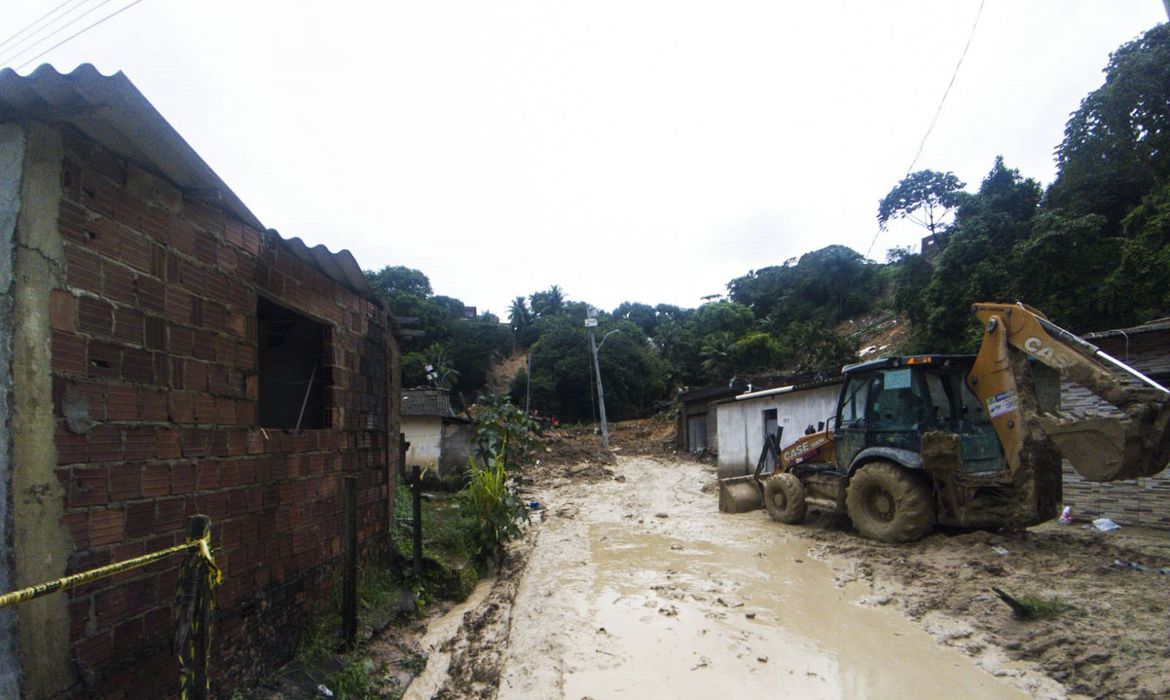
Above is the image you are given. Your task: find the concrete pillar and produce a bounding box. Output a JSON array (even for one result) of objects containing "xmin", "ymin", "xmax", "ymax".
[
  {"xmin": 0, "ymin": 122, "xmax": 24, "ymax": 699},
  {"xmin": 10, "ymin": 121, "xmax": 73, "ymax": 698}
]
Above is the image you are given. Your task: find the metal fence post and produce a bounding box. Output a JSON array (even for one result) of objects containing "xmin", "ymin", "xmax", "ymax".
[
  {"xmin": 342, "ymin": 476, "xmax": 359, "ymax": 650},
  {"xmin": 411, "ymin": 465, "xmax": 423, "ymax": 575}
]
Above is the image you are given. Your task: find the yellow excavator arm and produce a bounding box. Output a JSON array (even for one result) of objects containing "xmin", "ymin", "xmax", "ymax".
[{"xmin": 970, "ymin": 303, "xmax": 1170, "ymax": 481}]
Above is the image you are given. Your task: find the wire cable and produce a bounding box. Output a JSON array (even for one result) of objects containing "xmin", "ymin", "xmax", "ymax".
[
  {"xmin": 8, "ymin": 0, "xmax": 150, "ymax": 71},
  {"xmin": 0, "ymin": 0, "xmax": 117, "ymax": 67},
  {"xmin": 865, "ymin": 0, "xmax": 987, "ymax": 260},
  {"xmin": 0, "ymin": 0, "xmax": 89, "ymax": 54}
]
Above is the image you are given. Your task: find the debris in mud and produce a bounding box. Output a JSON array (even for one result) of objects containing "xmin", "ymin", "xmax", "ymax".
[
  {"xmin": 744, "ymin": 612, "xmax": 756, "ymax": 619},
  {"xmin": 807, "ymin": 522, "xmax": 1170, "ymax": 698},
  {"xmin": 757, "ymin": 655, "xmax": 769, "ymax": 664},
  {"xmin": 654, "ymin": 512, "xmax": 669, "ymax": 519}
]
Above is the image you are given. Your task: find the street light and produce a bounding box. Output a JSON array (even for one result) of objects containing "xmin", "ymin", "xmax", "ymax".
[{"xmin": 586, "ymin": 313, "xmax": 618, "ymax": 449}]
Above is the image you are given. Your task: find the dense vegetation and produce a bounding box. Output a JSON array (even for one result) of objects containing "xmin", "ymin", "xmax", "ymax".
[{"xmin": 365, "ymin": 24, "xmax": 1170, "ymax": 421}]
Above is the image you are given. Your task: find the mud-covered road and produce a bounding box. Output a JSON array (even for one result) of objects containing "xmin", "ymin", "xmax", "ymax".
[{"xmin": 445, "ymin": 456, "xmax": 1054, "ymax": 699}]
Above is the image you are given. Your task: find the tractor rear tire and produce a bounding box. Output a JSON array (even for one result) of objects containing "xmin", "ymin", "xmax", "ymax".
[
  {"xmin": 763, "ymin": 473, "xmax": 807, "ymax": 524},
  {"xmin": 846, "ymin": 461, "xmax": 935, "ymax": 543}
]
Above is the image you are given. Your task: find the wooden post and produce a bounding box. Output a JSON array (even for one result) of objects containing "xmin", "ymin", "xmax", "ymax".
[
  {"xmin": 180, "ymin": 514, "xmax": 212, "ymax": 700},
  {"xmin": 342, "ymin": 476, "xmax": 359, "ymax": 650},
  {"xmin": 411, "ymin": 465, "xmax": 423, "ymax": 575}
]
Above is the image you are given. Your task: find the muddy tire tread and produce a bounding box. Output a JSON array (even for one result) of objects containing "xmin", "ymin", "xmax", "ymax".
[
  {"xmin": 846, "ymin": 461, "xmax": 935, "ymax": 543},
  {"xmin": 763, "ymin": 473, "xmax": 807, "ymax": 524}
]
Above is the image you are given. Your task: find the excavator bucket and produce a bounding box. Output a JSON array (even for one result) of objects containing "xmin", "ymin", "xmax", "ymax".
[
  {"xmin": 718, "ymin": 475, "xmax": 763, "ymax": 513},
  {"xmin": 717, "ymin": 430, "xmax": 783, "ymax": 513},
  {"xmin": 1039, "ymin": 402, "xmax": 1170, "ymax": 482}
]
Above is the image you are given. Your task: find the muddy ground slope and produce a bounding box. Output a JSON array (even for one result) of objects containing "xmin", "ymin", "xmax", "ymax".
[{"xmin": 441, "ymin": 456, "xmax": 1069, "ymax": 698}]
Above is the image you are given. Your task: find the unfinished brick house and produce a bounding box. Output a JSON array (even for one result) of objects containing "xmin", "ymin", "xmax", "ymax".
[{"xmin": 0, "ymin": 64, "xmax": 400, "ymax": 698}]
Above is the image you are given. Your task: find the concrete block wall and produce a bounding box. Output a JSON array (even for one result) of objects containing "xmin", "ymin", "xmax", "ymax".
[{"xmin": 38, "ymin": 125, "xmax": 396, "ymax": 697}]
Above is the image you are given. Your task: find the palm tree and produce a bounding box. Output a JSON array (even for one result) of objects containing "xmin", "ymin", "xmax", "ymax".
[
  {"xmin": 508, "ymin": 296, "xmax": 532, "ymax": 333},
  {"xmin": 699, "ymin": 331, "xmax": 736, "ymax": 379},
  {"xmin": 425, "ymin": 343, "xmax": 460, "ymax": 390}
]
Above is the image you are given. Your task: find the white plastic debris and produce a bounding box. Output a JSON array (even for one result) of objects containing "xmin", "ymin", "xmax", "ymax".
[
  {"xmin": 1058, "ymin": 505, "xmax": 1073, "ymax": 525},
  {"xmin": 317, "ymin": 684, "xmax": 334, "ymax": 698},
  {"xmin": 1092, "ymin": 518, "xmax": 1120, "ymax": 532}
]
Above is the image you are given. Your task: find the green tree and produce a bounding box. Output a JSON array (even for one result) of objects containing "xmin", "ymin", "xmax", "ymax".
[
  {"xmin": 400, "ymin": 351, "xmax": 429, "ymax": 387},
  {"xmin": 423, "ymin": 343, "xmax": 460, "ymax": 390},
  {"xmin": 778, "ymin": 321, "xmax": 856, "ymax": 375},
  {"xmin": 915, "ymin": 158, "xmax": 1041, "ymax": 350},
  {"xmin": 1100, "ymin": 182, "xmax": 1170, "ymax": 327},
  {"xmin": 886, "ymin": 247, "xmax": 933, "ymax": 326},
  {"xmin": 699, "ymin": 331, "xmax": 737, "ymax": 381},
  {"xmin": 730, "ymin": 332, "xmax": 783, "ymax": 373},
  {"xmin": 446, "ymin": 318, "xmax": 513, "ymax": 392},
  {"xmin": 728, "ymin": 246, "xmax": 879, "ymax": 327},
  {"xmin": 613, "ymin": 301, "xmax": 659, "ymax": 336},
  {"xmin": 365, "ymin": 265, "xmax": 433, "ymax": 297},
  {"xmin": 530, "ymin": 285, "xmax": 566, "ymax": 318},
  {"xmin": 1048, "ymin": 23, "xmax": 1170, "ymax": 230},
  {"xmin": 527, "ymin": 316, "xmax": 668, "ymax": 421},
  {"xmin": 877, "ymin": 170, "xmax": 966, "ymax": 241}
]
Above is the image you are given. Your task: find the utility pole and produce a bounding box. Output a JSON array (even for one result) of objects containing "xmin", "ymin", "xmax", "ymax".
[
  {"xmin": 1164, "ymin": 0, "xmax": 1170, "ymax": 21},
  {"xmin": 585, "ymin": 314, "xmax": 610, "ymax": 449},
  {"xmin": 524, "ymin": 353, "xmax": 531, "ymax": 415}
]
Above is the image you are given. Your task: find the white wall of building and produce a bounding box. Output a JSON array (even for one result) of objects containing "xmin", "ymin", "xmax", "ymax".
[
  {"xmin": 716, "ymin": 383, "xmax": 842, "ymax": 478},
  {"xmin": 402, "ymin": 415, "xmax": 442, "ymax": 470}
]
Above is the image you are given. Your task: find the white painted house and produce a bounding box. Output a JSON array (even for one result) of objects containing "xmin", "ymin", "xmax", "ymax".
[
  {"xmin": 401, "ymin": 389, "xmax": 473, "ymax": 477},
  {"xmin": 715, "ymin": 379, "xmax": 843, "ymax": 479}
]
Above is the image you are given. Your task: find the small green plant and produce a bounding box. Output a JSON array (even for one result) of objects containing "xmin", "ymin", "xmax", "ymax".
[
  {"xmin": 403, "ymin": 650, "xmax": 428, "ymax": 675},
  {"xmin": 1015, "ymin": 595, "xmax": 1073, "ymax": 620},
  {"xmin": 328, "ymin": 655, "xmax": 380, "ymax": 699},
  {"xmin": 473, "ymin": 396, "xmax": 542, "ymax": 469},
  {"xmin": 460, "ymin": 449, "xmax": 529, "ymax": 564}
]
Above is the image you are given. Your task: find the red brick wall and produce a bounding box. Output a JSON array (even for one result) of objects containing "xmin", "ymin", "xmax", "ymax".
[{"xmin": 49, "ymin": 126, "xmax": 396, "ymax": 697}]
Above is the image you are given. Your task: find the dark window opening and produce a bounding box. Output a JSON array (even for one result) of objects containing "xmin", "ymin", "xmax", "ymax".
[{"xmin": 258, "ymin": 298, "xmax": 331, "ymax": 429}]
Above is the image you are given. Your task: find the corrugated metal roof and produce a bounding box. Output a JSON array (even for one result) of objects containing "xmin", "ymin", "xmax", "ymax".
[
  {"xmin": 1085, "ymin": 318, "xmax": 1170, "ymax": 340},
  {"xmin": 0, "ymin": 63, "xmax": 373, "ymax": 299},
  {"xmin": 402, "ymin": 388, "xmax": 455, "ymax": 417}
]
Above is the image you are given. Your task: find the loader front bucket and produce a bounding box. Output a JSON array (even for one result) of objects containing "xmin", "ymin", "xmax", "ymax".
[
  {"xmin": 1039, "ymin": 401, "xmax": 1170, "ymax": 481},
  {"xmin": 718, "ymin": 475, "xmax": 763, "ymax": 513}
]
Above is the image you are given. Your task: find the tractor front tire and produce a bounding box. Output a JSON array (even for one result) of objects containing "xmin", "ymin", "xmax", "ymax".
[
  {"xmin": 846, "ymin": 461, "xmax": 935, "ymax": 543},
  {"xmin": 763, "ymin": 473, "xmax": 807, "ymax": 524}
]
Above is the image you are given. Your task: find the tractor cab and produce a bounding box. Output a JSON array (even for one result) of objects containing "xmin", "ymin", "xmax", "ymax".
[{"xmin": 835, "ymin": 355, "xmax": 1006, "ymax": 476}]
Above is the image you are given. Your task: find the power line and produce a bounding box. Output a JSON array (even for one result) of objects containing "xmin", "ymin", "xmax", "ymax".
[
  {"xmin": 0, "ymin": 0, "xmax": 117, "ymax": 68},
  {"xmin": 865, "ymin": 0, "xmax": 987, "ymax": 260},
  {"xmin": 902, "ymin": 0, "xmax": 987, "ymax": 178},
  {"xmin": 8, "ymin": 0, "xmax": 150, "ymax": 72},
  {"xmin": 0, "ymin": 0, "xmax": 89, "ymax": 54}
]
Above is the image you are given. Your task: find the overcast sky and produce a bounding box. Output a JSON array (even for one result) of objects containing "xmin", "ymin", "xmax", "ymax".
[{"xmin": 4, "ymin": 1, "xmax": 1166, "ymax": 318}]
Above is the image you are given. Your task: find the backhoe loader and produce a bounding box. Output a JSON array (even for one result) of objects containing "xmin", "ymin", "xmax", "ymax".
[{"xmin": 718, "ymin": 302, "xmax": 1170, "ymax": 542}]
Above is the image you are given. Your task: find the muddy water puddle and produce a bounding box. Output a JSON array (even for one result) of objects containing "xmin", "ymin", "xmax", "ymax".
[
  {"xmin": 501, "ymin": 458, "xmax": 1032, "ymax": 699},
  {"xmin": 572, "ymin": 523, "xmax": 1026, "ymax": 699}
]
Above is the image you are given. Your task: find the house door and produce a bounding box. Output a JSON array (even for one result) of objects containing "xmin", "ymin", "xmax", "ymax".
[
  {"xmin": 686, "ymin": 414, "xmax": 708, "ymax": 452},
  {"xmin": 763, "ymin": 408, "xmax": 778, "ymax": 472}
]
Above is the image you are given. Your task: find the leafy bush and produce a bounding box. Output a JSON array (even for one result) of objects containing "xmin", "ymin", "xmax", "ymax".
[
  {"xmin": 473, "ymin": 396, "xmax": 541, "ymax": 469},
  {"xmin": 460, "ymin": 451, "xmax": 529, "ymax": 565}
]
